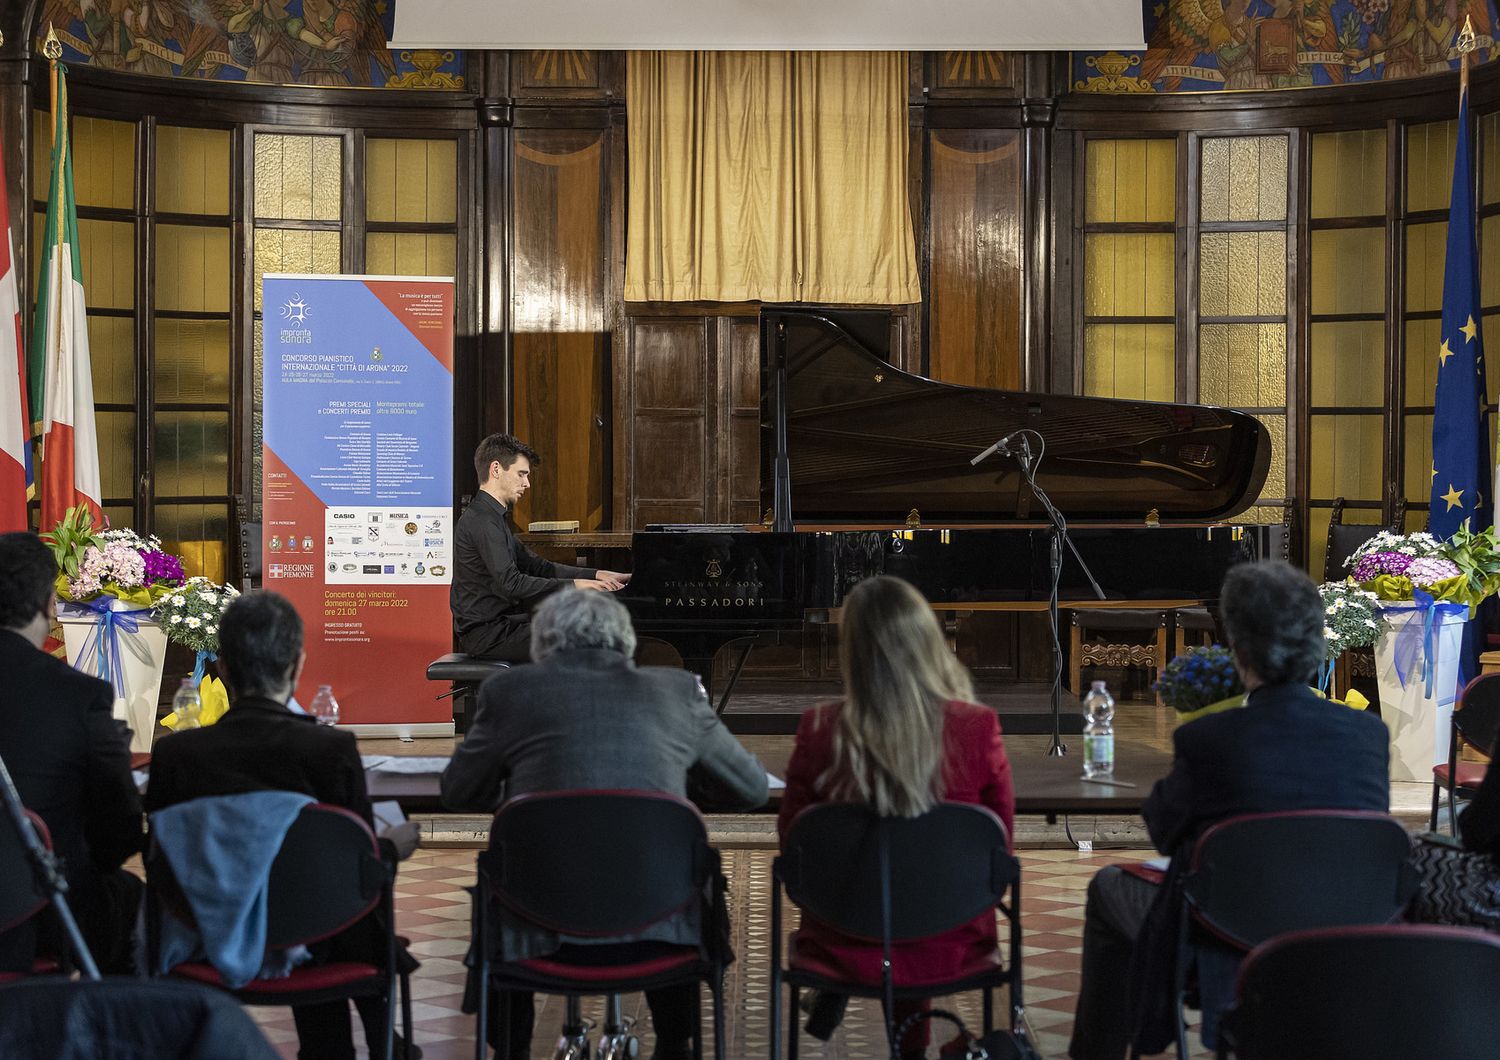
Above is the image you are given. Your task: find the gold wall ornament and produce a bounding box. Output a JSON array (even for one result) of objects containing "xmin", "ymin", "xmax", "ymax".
[
  {"xmin": 1074, "ymin": 52, "xmax": 1152, "ymax": 93},
  {"xmin": 386, "ymin": 51, "xmax": 465, "ymax": 90}
]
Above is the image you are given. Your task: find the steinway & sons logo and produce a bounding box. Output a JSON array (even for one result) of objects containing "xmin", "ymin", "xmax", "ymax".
[{"xmin": 662, "ymin": 559, "xmax": 764, "ymax": 608}]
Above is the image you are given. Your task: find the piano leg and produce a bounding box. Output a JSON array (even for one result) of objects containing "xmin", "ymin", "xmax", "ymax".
[{"xmin": 681, "ymin": 637, "xmax": 758, "ymax": 715}]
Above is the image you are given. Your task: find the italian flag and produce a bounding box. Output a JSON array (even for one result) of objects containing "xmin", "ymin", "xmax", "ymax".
[
  {"xmin": 30, "ymin": 62, "xmax": 101, "ymax": 531},
  {"xmin": 0, "ymin": 138, "xmax": 31, "ymax": 532}
]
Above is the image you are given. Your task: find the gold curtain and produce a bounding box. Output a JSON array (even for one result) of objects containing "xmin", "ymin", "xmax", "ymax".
[{"xmin": 626, "ymin": 51, "xmax": 920, "ymax": 304}]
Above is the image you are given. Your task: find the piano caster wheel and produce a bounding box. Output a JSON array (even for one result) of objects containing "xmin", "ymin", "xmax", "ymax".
[
  {"xmin": 554, "ymin": 1019, "xmax": 594, "ymax": 1060},
  {"xmin": 597, "ymin": 1031, "xmax": 639, "ymax": 1060}
]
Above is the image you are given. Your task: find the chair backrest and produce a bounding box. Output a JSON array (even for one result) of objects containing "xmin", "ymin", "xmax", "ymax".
[
  {"xmin": 0, "ymin": 810, "xmax": 52, "ymax": 934},
  {"xmin": 1322, "ymin": 499, "xmax": 1387, "ymax": 582},
  {"xmin": 1183, "ymin": 810, "xmax": 1415, "ymax": 950},
  {"xmin": 480, "ymin": 790, "xmax": 712, "ymax": 938},
  {"xmin": 239, "ymin": 520, "xmax": 262, "ymax": 590},
  {"xmin": 0, "ymin": 976, "xmax": 280, "ymax": 1059},
  {"xmin": 1223, "ymin": 925, "xmax": 1500, "ymax": 1059},
  {"xmin": 1455, "ymin": 673, "xmax": 1500, "ymax": 757},
  {"xmin": 779, "ymin": 802, "xmax": 1016, "ymax": 943},
  {"xmin": 148, "ymin": 802, "xmax": 387, "ymax": 952}
]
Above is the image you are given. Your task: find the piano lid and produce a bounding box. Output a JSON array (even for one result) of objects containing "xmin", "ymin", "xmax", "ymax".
[{"xmin": 759, "ymin": 308, "xmax": 1271, "ymax": 524}]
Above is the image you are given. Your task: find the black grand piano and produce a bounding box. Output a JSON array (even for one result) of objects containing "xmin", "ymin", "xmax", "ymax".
[{"xmin": 621, "ymin": 308, "xmax": 1272, "ymax": 733}]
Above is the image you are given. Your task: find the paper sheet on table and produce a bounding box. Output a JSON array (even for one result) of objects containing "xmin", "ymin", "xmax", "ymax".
[
  {"xmin": 360, "ymin": 755, "xmax": 451, "ymax": 774},
  {"xmin": 372, "ymin": 800, "xmax": 408, "ymax": 832},
  {"xmin": 766, "ymin": 772, "xmax": 785, "ymax": 790}
]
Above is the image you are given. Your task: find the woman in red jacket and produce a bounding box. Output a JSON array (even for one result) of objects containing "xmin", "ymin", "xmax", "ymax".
[{"xmin": 777, "ymin": 575, "xmax": 1016, "ymax": 1059}]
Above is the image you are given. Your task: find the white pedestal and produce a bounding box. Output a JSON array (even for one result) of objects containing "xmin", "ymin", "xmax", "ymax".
[
  {"xmin": 1373, "ymin": 604, "xmax": 1466, "ymax": 783},
  {"xmin": 60, "ymin": 604, "xmax": 168, "ymax": 754}
]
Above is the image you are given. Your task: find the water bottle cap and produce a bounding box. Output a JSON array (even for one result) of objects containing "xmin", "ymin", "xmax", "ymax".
[
  {"xmin": 180, "ymin": 676, "xmax": 194, "ymax": 686},
  {"xmin": 1090, "ymin": 681, "xmax": 1107, "ymax": 692},
  {"xmin": 317, "ymin": 684, "xmax": 332, "ymax": 692}
]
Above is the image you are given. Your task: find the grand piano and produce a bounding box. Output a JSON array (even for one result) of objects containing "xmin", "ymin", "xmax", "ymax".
[{"xmin": 621, "ymin": 308, "xmax": 1272, "ymax": 733}]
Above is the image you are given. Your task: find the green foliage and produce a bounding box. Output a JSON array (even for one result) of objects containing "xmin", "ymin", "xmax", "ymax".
[
  {"xmin": 40, "ymin": 505, "xmax": 102, "ymax": 579},
  {"xmin": 1444, "ymin": 520, "xmax": 1500, "ymax": 601}
]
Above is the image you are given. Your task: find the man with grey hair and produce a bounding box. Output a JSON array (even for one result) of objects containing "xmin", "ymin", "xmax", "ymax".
[
  {"xmin": 442, "ymin": 589, "xmax": 768, "ymax": 1060},
  {"xmin": 1069, "ymin": 560, "xmax": 1389, "ymax": 1060}
]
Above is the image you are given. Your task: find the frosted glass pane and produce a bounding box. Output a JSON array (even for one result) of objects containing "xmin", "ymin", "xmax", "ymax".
[
  {"xmin": 1408, "ymin": 120, "xmax": 1457, "ymax": 214},
  {"xmin": 155, "ymin": 319, "xmax": 231, "ymax": 403},
  {"xmin": 154, "ymin": 411, "xmax": 229, "ymax": 496},
  {"xmin": 1405, "ymin": 221, "xmax": 1447, "ymax": 313},
  {"xmin": 1084, "ymin": 233, "xmax": 1173, "ymax": 316},
  {"xmin": 1082, "ymin": 323, "xmax": 1172, "ymax": 401},
  {"xmin": 1310, "ymin": 321, "xmax": 1384, "ymax": 407},
  {"xmin": 157, "ymin": 127, "xmax": 231, "ymax": 216},
  {"xmin": 1084, "ymin": 139, "xmax": 1174, "ymax": 223},
  {"xmin": 87, "ymin": 316, "xmax": 135, "ymax": 405},
  {"xmin": 1310, "ymin": 228, "xmax": 1385, "ymax": 314},
  {"xmin": 71, "ymin": 116, "xmax": 134, "ymax": 211},
  {"xmin": 157, "ymin": 225, "xmax": 231, "ymax": 313},
  {"xmin": 76, "ymin": 220, "xmax": 135, "ymax": 310},
  {"xmin": 252, "ymin": 228, "xmax": 341, "ymax": 311},
  {"xmin": 1311, "ymin": 128, "xmax": 1386, "ymax": 218},
  {"xmin": 1309, "ymin": 415, "xmax": 1384, "ymax": 499},
  {"xmin": 154, "ymin": 503, "xmax": 228, "ymax": 582},
  {"xmin": 1200, "ymin": 232, "xmax": 1285, "ymax": 317}
]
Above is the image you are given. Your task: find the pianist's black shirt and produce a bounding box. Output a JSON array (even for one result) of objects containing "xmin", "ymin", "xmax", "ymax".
[{"xmin": 450, "ymin": 491, "xmax": 594, "ymax": 657}]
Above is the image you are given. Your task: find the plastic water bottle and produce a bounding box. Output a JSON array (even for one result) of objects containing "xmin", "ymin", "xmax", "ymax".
[
  {"xmin": 309, "ymin": 685, "xmax": 340, "ymax": 727},
  {"xmin": 1083, "ymin": 681, "xmax": 1115, "ymax": 779},
  {"xmin": 173, "ymin": 677, "xmax": 202, "ymax": 730}
]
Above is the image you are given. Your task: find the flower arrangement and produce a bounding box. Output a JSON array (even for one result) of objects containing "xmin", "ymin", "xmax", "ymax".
[
  {"xmin": 1153, "ymin": 645, "xmax": 1245, "ymax": 715},
  {"xmin": 154, "ymin": 578, "xmax": 240, "ymax": 653},
  {"xmin": 1318, "ymin": 581, "xmax": 1382, "ymax": 661},
  {"xmin": 1346, "ymin": 523, "xmax": 1500, "ymax": 607},
  {"xmin": 43, "ymin": 506, "xmax": 237, "ymax": 653}
]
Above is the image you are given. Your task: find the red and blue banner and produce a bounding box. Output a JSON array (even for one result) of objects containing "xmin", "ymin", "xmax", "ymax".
[{"xmin": 262, "ymin": 273, "xmax": 454, "ymax": 733}]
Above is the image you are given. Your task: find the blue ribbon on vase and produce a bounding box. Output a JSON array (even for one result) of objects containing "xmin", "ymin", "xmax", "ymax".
[
  {"xmin": 58, "ymin": 598, "xmax": 146, "ymax": 696},
  {"xmin": 1382, "ymin": 589, "xmax": 1468, "ymax": 699},
  {"xmin": 190, "ymin": 650, "xmax": 217, "ymax": 686}
]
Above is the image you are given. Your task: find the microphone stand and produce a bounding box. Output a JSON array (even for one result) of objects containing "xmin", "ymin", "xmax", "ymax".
[
  {"xmin": 0, "ymin": 750, "xmax": 100, "ymax": 980},
  {"xmin": 1008, "ymin": 434, "xmax": 1106, "ymax": 756}
]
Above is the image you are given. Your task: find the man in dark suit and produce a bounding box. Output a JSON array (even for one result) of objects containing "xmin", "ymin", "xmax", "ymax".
[
  {"xmin": 145, "ymin": 591, "xmax": 421, "ymax": 1060},
  {"xmin": 1068, "ymin": 560, "xmax": 1389, "ymax": 1060},
  {"xmin": 449, "ymin": 433, "xmax": 631, "ymax": 662},
  {"xmin": 443, "ymin": 588, "xmax": 769, "ymax": 1060},
  {"xmin": 0, "ymin": 531, "xmax": 143, "ymax": 975}
]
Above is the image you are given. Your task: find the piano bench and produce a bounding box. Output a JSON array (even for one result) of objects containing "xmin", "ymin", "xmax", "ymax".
[
  {"xmin": 426, "ymin": 654, "xmax": 511, "ymax": 734},
  {"xmin": 1068, "ymin": 608, "xmax": 1169, "ymax": 705},
  {"xmin": 1173, "ymin": 606, "xmax": 1217, "ymax": 658}
]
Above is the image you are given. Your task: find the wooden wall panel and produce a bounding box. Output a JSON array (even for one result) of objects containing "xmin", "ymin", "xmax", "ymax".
[
  {"xmin": 627, "ymin": 318, "xmax": 712, "ymax": 526},
  {"xmin": 723, "ymin": 317, "xmax": 762, "ymax": 524},
  {"xmin": 927, "ymin": 128, "xmax": 1024, "ymax": 389},
  {"xmin": 510, "ymin": 129, "xmax": 611, "ymax": 530}
]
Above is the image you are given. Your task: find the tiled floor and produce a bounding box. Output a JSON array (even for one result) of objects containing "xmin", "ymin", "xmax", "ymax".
[{"xmin": 246, "ymin": 846, "xmax": 1211, "ymax": 1060}]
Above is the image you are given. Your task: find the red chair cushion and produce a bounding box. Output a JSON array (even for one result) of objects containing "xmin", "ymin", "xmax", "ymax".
[
  {"xmin": 1433, "ymin": 762, "xmax": 1489, "ymax": 787},
  {"xmin": 785, "ymin": 931, "xmax": 1002, "ymax": 987},
  {"xmin": 513, "ymin": 949, "xmax": 701, "ymax": 983},
  {"xmin": 172, "ymin": 960, "xmax": 381, "ymax": 993},
  {"xmin": 0, "ymin": 957, "xmax": 62, "ymax": 983}
]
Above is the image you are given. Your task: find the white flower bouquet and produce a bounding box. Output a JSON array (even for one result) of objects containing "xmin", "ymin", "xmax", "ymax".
[{"xmin": 152, "ymin": 577, "xmax": 241, "ymax": 654}]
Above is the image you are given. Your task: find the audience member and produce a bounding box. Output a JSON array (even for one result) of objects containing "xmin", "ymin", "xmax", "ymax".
[
  {"xmin": 1409, "ymin": 728, "xmax": 1500, "ymax": 931},
  {"xmin": 777, "ymin": 575, "xmax": 1015, "ymax": 1060},
  {"xmin": 0, "ymin": 531, "xmax": 144, "ymax": 975},
  {"xmin": 1068, "ymin": 560, "xmax": 1389, "ymax": 1060},
  {"xmin": 442, "ymin": 588, "xmax": 767, "ymax": 1060},
  {"xmin": 145, "ymin": 591, "xmax": 421, "ymax": 1060}
]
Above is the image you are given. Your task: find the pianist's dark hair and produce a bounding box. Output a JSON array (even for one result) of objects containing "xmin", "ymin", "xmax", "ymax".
[
  {"xmin": 1219, "ymin": 559, "xmax": 1324, "ymax": 687},
  {"xmin": 218, "ymin": 590, "xmax": 304, "ymax": 701},
  {"xmin": 0, "ymin": 532, "xmax": 57, "ymax": 629},
  {"xmin": 474, "ymin": 433, "xmax": 541, "ymax": 484}
]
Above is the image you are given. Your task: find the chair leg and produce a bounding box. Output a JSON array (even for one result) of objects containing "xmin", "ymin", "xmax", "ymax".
[
  {"xmin": 1154, "ymin": 625, "xmax": 1168, "ymax": 706},
  {"xmin": 1431, "ymin": 779, "xmax": 1442, "ymax": 833},
  {"xmin": 769, "ymin": 968, "xmax": 781, "ymax": 1060},
  {"xmin": 712, "ymin": 973, "xmax": 726, "ymax": 1060},
  {"xmin": 691, "ymin": 983, "xmax": 703, "ymax": 1060},
  {"xmin": 1070, "ymin": 623, "xmax": 1082, "ymax": 696},
  {"xmin": 401, "ymin": 970, "xmax": 413, "ymax": 1049},
  {"xmin": 384, "ymin": 971, "xmax": 397, "ymax": 1060},
  {"xmin": 982, "ymin": 987, "xmax": 993, "ymax": 1034},
  {"xmin": 787, "ymin": 984, "xmax": 799, "ymax": 1060},
  {"xmin": 474, "ymin": 965, "xmax": 488, "ymax": 1060},
  {"xmin": 1449, "ymin": 780, "xmax": 1459, "ymax": 836}
]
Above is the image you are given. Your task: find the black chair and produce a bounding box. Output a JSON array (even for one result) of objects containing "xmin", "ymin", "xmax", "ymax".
[
  {"xmin": 1068, "ymin": 608, "xmax": 1169, "ymax": 702},
  {"xmin": 771, "ymin": 802, "xmax": 1027, "ymax": 1060},
  {"xmin": 0, "ymin": 976, "xmax": 280, "ymax": 1059},
  {"xmin": 472, "ymin": 791, "xmax": 729, "ymax": 1060},
  {"xmin": 0, "ymin": 809, "xmax": 64, "ymax": 982},
  {"xmin": 1322, "ymin": 496, "xmax": 1406, "ymax": 582},
  {"xmin": 1217, "ymin": 924, "xmax": 1500, "ymax": 1059},
  {"xmin": 426, "ymin": 653, "xmax": 511, "ymax": 733},
  {"xmin": 1168, "ymin": 810, "xmax": 1417, "ymax": 1058},
  {"xmin": 145, "ymin": 803, "xmax": 410, "ymax": 1057},
  {"xmin": 1431, "ymin": 673, "xmax": 1500, "ymax": 833}
]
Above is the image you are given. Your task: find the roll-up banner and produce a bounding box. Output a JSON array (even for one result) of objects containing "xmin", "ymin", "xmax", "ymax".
[{"xmin": 262, "ymin": 274, "xmax": 455, "ymax": 736}]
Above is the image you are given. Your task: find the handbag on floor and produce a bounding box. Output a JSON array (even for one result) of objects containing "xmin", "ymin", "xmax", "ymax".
[
  {"xmin": 1407, "ymin": 832, "xmax": 1500, "ymax": 932},
  {"xmin": 894, "ymin": 1008, "xmax": 1041, "ymax": 1060}
]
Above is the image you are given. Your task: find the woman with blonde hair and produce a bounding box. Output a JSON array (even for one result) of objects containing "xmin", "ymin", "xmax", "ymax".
[{"xmin": 777, "ymin": 575, "xmax": 1015, "ymax": 1058}]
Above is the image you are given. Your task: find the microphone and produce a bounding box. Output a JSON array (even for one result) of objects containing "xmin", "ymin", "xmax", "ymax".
[{"xmin": 970, "ymin": 431, "xmax": 1025, "ymax": 466}]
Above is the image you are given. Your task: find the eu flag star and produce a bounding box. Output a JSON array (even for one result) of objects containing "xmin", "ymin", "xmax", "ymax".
[
  {"xmin": 1439, "ymin": 339, "xmax": 1455, "ymax": 366},
  {"xmin": 1462, "ymin": 315, "xmax": 1479, "ymax": 343},
  {"xmin": 1441, "ymin": 483, "xmax": 1465, "ymax": 511}
]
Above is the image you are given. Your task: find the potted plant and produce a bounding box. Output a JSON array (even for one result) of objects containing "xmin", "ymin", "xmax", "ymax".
[{"xmin": 1153, "ymin": 645, "xmax": 1245, "ymax": 724}]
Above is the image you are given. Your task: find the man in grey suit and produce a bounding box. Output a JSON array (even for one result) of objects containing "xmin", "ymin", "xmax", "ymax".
[{"xmin": 442, "ymin": 589, "xmax": 768, "ymax": 1060}]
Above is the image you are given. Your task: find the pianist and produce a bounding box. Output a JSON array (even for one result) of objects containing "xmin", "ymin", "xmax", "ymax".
[{"xmin": 451, "ymin": 433, "xmax": 631, "ymax": 662}]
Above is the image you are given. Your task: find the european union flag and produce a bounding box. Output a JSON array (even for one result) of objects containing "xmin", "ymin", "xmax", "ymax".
[{"xmin": 1429, "ymin": 87, "xmax": 1492, "ymax": 539}]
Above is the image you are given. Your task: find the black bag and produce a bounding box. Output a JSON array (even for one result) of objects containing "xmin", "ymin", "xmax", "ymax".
[
  {"xmin": 894, "ymin": 1008, "xmax": 1040, "ymax": 1060},
  {"xmin": 1408, "ymin": 832, "xmax": 1500, "ymax": 931}
]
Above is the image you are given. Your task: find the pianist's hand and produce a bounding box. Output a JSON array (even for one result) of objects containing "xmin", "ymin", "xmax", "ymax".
[
  {"xmin": 573, "ymin": 577, "xmax": 613, "ymax": 591},
  {"xmin": 595, "ymin": 570, "xmax": 631, "ymax": 590}
]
